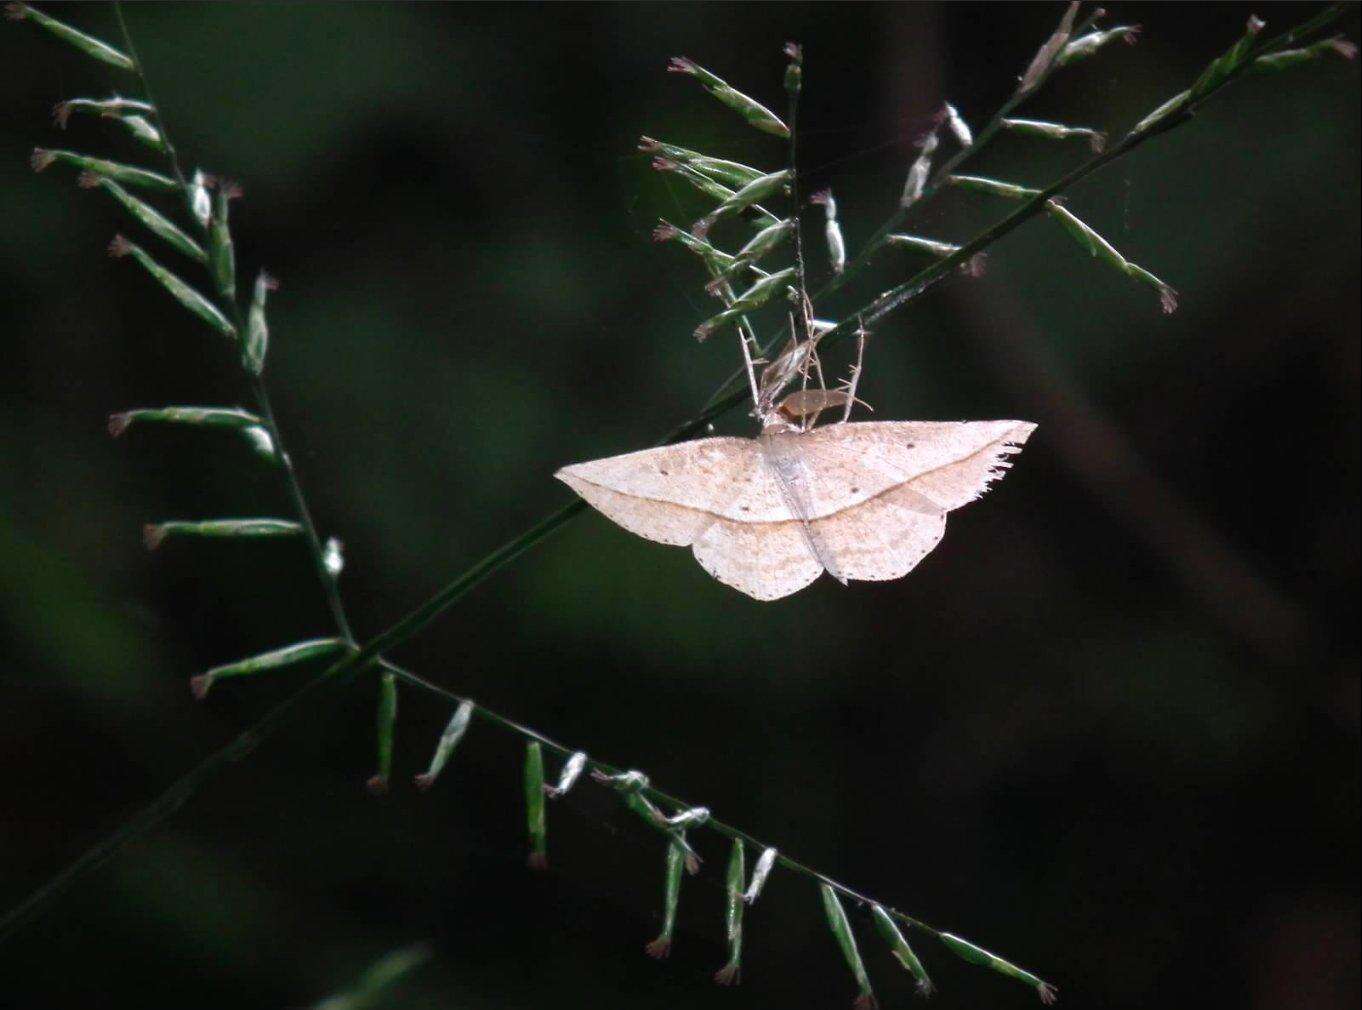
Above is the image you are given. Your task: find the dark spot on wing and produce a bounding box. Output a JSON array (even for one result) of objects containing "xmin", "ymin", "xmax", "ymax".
[{"xmin": 850, "ymin": 487, "xmax": 859, "ymax": 494}]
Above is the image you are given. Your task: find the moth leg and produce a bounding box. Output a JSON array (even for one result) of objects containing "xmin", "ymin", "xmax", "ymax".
[
  {"xmin": 838, "ymin": 321, "xmax": 871, "ymax": 424},
  {"xmin": 794, "ymin": 335, "xmax": 815, "ymax": 430},
  {"xmin": 756, "ymin": 324, "xmax": 800, "ymax": 421},
  {"xmin": 709, "ymin": 264, "xmax": 766, "ymax": 421},
  {"xmin": 792, "ymin": 312, "xmax": 812, "ymax": 414},
  {"xmin": 736, "ymin": 322, "xmax": 762, "ymax": 419}
]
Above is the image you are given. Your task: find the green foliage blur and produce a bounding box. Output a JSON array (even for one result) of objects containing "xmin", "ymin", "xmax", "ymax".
[{"xmin": 1, "ymin": 4, "xmax": 1357, "ymax": 1008}]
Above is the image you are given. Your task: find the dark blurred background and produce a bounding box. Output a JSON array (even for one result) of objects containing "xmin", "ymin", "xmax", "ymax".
[{"xmin": 1, "ymin": 4, "xmax": 1357, "ymax": 1008}]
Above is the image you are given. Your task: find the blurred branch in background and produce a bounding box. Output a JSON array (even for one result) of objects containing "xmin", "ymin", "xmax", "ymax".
[
  {"xmin": 957, "ymin": 282, "xmax": 1314, "ymax": 665},
  {"xmin": 311, "ymin": 943, "xmax": 431, "ymax": 1010}
]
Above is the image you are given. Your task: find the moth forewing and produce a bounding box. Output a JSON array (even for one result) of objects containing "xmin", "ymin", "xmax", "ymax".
[
  {"xmin": 556, "ymin": 437, "xmax": 760, "ymax": 522},
  {"xmin": 771, "ymin": 421, "xmax": 1036, "ymax": 516},
  {"xmin": 895, "ymin": 420, "xmax": 1037, "ymax": 509},
  {"xmin": 557, "ymin": 473, "xmax": 716, "ymax": 547}
]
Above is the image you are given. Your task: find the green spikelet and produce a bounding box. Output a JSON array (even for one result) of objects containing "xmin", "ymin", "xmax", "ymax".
[
  {"xmin": 645, "ymin": 835, "xmax": 687, "ymax": 959},
  {"xmin": 870, "ymin": 904, "xmax": 933, "ymax": 997},
  {"xmin": 188, "ymin": 638, "xmax": 351, "ymax": 700},
  {"xmin": 108, "ymin": 235, "xmax": 236, "ymax": 338},
  {"xmin": 365, "ymin": 672, "xmax": 398, "ymax": 794},
  {"xmin": 81, "ymin": 174, "xmax": 205, "ymax": 262},
  {"xmin": 667, "ymin": 57, "xmax": 789, "ymax": 137},
  {"xmin": 939, "ymin": 932, "xmax": 1057, "ymax": 1005},
  {"xmin": 713, "ymin": 838, "xmax": 745, "ymax": 985},
  {"xmin": 820, "ymin": 884, "xmax": 876, "ymax": 1009},
  {"xmin": 6, "ymin": 3, "xmax": 134, "ymax": 70},
  {"xmin": 413, "ymin": 700, "xmax": 475, "ymax": 791},
  {"xmin": 524, "ymin": 741, "xmax": 547, "ymax": 870}
]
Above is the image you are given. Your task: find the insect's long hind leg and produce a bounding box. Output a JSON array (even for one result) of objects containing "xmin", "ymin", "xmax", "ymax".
[
  {"xmin": 839, "ymin": 321, "xmax": 870, "ymax": 424},
  {"xmin": 711, "ymin": 264, "xmax": 765, "ymax": 420},
  {"xmin": 736, "ymin": 324, "xmax": 762, "ymax": 417}
]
